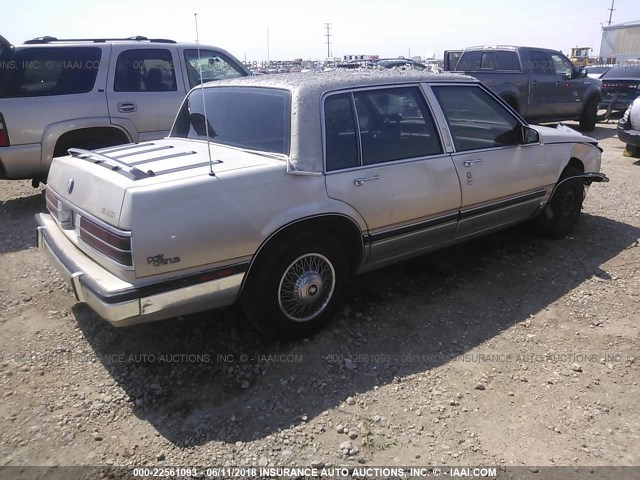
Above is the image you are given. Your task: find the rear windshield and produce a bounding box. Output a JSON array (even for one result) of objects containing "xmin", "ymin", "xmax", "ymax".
[
  {"xmin": 0, "ymin": 47, "xmax": 102, "ymax": 97},
  {"xmin": 171, "ymin": 87, "xmax": 291, "ymax": 155},
  {"xmin": 600, "ymin": 66, "xmax": 640, "ymax": 79}
]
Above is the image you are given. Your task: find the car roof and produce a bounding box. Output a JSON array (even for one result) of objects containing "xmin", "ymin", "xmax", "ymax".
[
  {"xmin": 202, "ymin": 69, "xmax": 475, "ymax": 97},
  {"xmin": 196, "ymin": 70, "xmax": 477, "ymax": 175}
]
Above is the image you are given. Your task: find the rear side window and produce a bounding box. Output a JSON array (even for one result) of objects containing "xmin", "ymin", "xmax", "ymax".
[
  {"xmin": 0, "ymin": 47, "xmax": 101, "ymax": 97},
  {"xmin": 528, "ymin": 51, "xmax": 553, "ymax": 74},
  {"xmin": 324, "ymin": 93, "xmax": 359, "ymax": 171},
  {"xmin": 496, "ymin": 51, "xmax": 520, "ymax": 71},
  {"xmin": 114, "ymin": 49, "xmax": 176, "ymax": 92},
  {"xmin": 354, "ymin": 87, "xmax": 442, "ymax": 165}
]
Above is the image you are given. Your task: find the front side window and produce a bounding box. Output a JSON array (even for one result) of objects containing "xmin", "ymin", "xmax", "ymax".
[
  {"xmin": 0, "ymin": 47, "xmax": 102, "ymax": 97},
  {"xmin": 550, "ymin": 53, "xmax": 573, "ymax": 77},
  {"xmin": 432, "ymin": 85, "xmax": 520, "ymax": 152},
  {"xmin": 183, "ymin": 50, "xmax": 246, "ymax": 89},
  {"xmin": 171, "ymin": 87, "xmax": 290, "ymax": 155},
  {"xmin": 114, "ymin": 49, "xmax": 176, "ymax": 92}
]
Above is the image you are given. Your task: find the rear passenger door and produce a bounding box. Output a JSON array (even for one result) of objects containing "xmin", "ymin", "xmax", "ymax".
[
  {"xmin": 106, "ymin": 45, "xmax": 187, "ymax": 141},
  {"xmin": 323, "ymin": 85, "xmax": 461, "ymax": 266}
]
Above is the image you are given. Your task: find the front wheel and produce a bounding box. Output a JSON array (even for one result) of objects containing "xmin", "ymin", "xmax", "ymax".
[
  {"xmin": 534, "ymin": 168, "xmax": 584, "ymax": 238},
  {"xmin": 579, "ymin": 97, "xmax": 599, "ymax": 131},
  {"xmin": 242, "ymin": 234, "xmax": 350, "ymax": 337}
]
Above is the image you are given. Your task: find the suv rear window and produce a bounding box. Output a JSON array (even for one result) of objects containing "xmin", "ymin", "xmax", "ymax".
[
  {"xmin": 171, "ymin": 87, "xmax": 290, "ymax": 155},
  {"xmin": 601, "ymin": 66, "xmax": 640, "ymax": 79},
  {"xmin": 0, "ymin": 47, "xmax": 102, "ymax": 97}
]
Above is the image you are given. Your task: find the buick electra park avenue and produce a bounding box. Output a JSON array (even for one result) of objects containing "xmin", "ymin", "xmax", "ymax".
[{"xmin": 36, "ymin": 71, "xmax": 608, "ymax": 337}]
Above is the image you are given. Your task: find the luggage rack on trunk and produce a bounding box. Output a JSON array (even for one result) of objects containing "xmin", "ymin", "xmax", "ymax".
[{"xmin": 68, "ymin": 147, "xmax": 209, "ymax": 180}]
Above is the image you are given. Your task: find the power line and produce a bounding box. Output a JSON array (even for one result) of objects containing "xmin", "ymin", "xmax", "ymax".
[{"xmin": 324, "ymin": 23, "xmax": 332, "ymax": 58}]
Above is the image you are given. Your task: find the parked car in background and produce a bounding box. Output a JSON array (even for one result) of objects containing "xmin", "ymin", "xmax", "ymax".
[
  {"xmin": 599, "ymin": 65, "xmax": 640, "ymax": 112},
  {"xmin": 0, "ymin": 35, "xmax": 249, "ymax": 184},
  {"xmin": 584, "ymin": 64, "xmax": 613, "ymax": 79},
  {"xmin": 36, "ymin": 71, "xmax": 607, "ymax": 337},
  {"xmin": 445, "ymin": 45, "xmax": 602, "ymax": 131},
  {"xmin": 618, "ymin": 97, "xmax": 640, "ymax": 157}
]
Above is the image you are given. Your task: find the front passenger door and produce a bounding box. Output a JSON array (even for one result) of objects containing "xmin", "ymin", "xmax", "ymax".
[{"xmin": 430, "ymin": 85, "xmax": 555, "ymax": 237}]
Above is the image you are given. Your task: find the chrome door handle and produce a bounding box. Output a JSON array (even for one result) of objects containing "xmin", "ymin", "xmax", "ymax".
[
  {"xmin": 464, "ymin": 159, "xmax": 483, "ymax": 167},
  {"xmin": 117, "ymin": 102, "xmax": 137, "ymax": 113},
  {"xmin": 354, "ymin": 175, "xmax": 380, "ymax": 187}
]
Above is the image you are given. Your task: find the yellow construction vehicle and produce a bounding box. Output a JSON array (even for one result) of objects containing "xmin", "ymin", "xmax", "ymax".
[{"xmin": 570, "ymin": 46, "xmax": 594, "ymax": 66}]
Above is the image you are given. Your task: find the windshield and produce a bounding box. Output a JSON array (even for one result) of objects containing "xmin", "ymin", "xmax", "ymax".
[
  {"xmin": 601, "ymin": 66, "xmax": 640, "ymax": 79},
  {"xmin": 171, "ymin": 86, "xmax": 291, "ymax": 155}
]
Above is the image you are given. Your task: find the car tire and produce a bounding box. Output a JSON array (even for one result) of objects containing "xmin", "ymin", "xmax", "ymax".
[
  {"xmin": 534, "ymin": 167, "xmax": 584, "ymax": 239},
  {"xmin": 242, "ymin": 234, "xmax": 350, "ymax": 338},
  {"xmin": 626, "ymin": 143, "xmax": 640, "ymax": 158},
  {"xmin": 579, "ymin": 97, "xmax": 599, "ymax": 131}
]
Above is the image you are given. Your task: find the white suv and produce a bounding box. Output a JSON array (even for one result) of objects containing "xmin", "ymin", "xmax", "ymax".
[{"xmin": 0, "ymin": 35, "xmax": 249, "ymax": 185}]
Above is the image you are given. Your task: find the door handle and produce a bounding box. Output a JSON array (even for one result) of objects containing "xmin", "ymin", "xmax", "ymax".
[
  {"xmin": 464, "ymin": 159, "xmax": 483, "ymax": 167},
  {"xmin": 117, "ymin": 102, "xmax": 137, "ymax": 113},
  {"xmin": 354, "ymin": 175, "xmax": 380, "ymax": 187},
  {"xmin": 532, "ymin": 80, "xmax": 538, "ymax": 86}
]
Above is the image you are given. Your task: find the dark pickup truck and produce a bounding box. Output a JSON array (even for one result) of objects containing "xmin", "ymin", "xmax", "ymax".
[{"xmin": 444, "ymin": 46, "xmax": 602, "ymax": 131}]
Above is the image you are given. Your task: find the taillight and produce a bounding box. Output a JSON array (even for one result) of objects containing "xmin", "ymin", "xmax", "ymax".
[
  {"xmin": 79, "ymin": 217, "xmax": 132, "ymax": 266},
  {"xmin": 45, "ymin": 187, "xmax": 72, "ymax": 228},
  {"xmin": 0, "ymin": 113, "xmax": 9, "ymax": 147}
]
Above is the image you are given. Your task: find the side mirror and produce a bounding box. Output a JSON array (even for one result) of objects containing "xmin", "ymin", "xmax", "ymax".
[{"xmin": 520, "ymin": 126, "xmax": 539, "ymax": 144}]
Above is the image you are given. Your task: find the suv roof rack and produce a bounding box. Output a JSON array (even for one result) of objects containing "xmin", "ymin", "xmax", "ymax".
[{"xmin": 24, "ymin": 36, "xmax": 177, "ymax": 45}]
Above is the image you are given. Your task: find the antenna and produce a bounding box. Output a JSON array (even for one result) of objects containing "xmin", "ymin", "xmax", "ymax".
[{"xmin": 195, "ymin": 13, "xmax": 216, "ymax": 177}]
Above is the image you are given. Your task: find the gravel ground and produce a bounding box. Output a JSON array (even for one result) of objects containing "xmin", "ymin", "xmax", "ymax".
[{"xmin": 0, "ymin": 120, "xmax": 638, "ymax": 477}]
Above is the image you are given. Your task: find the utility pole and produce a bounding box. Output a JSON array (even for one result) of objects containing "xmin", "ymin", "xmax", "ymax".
[
  {"xmin": 267, "ymin": 26, "xmax": 270, "ymax": 65},
  {"xmin": 607, "ymin": 0, "xmax": 615, "ymax": 26},
  {"xmin": 324, "ymin": 23, "xmax": 332, "ymax": 58}
]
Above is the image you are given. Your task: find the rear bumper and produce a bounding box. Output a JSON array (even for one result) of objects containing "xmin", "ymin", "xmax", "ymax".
[
  {"xmin": 36, "ymin": 213, "xmax": 245, "ymax": 326},
  {"xmin": 618, "ymin": 127, "xmax": 640, "ymax": 147},
  {"xmin": 0, "ymin": 143, "xmax": 43, "ymax": 179},
  {"xmin": 599, "ymin": 94, "xmax": 637, "ymax": 111}
]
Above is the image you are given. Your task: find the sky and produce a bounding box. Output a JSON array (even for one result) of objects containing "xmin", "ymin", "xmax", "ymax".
[{"xmin": 3, "ymin": 0, "xmax": 639, "ymax": 62}]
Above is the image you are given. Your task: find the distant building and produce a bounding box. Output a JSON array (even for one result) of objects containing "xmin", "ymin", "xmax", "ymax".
[{"xmin": 599, "ymin": 19, "xmax": 640, "ymax": 64}]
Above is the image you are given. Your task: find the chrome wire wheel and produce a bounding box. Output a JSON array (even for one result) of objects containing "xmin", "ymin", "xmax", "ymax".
[{"xmin": 278, "ymin": 253, "xmax": 336, "ymax": 322}]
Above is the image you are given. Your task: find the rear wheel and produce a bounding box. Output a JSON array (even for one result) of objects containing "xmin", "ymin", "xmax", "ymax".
[
  {"xmin": 579, "ymin": 97, "xmax": 599, "ymax": 131},
  {"xmin": 534, "ymin": 167, "xmax": 584, "ymax": 238},
  {"xmin": 625, "ymin": 143, "xmax": 640, "ymax": 158},
  {"xmin": 242, "ymin": 234, "xmax": 350, "ymax": 338}
]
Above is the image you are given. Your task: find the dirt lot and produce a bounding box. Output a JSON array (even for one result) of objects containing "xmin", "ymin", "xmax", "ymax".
[{"xmin": 0, "ymin": 120, "xmax": 638, "ymax": 478}]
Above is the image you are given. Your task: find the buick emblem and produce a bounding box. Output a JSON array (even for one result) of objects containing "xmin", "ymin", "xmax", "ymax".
[{"xmin": 67, "ymin": 179, "xmax": 74, "ymax": 194}]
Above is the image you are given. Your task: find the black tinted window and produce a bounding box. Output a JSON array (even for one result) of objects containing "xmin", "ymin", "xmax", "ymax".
[
  {"xmin": 496, "ymin": 51, "xmax": 520, "ymax": 71},
  {"xmin": 455, "ymin": 51, "xmax": 481, "ymax": 71},
  {"xmin": 528, "ymin": 51, "xmax": 553, "ymax": 74},
  {"xmin": 114, "ymin": 49, "xmax": 176, "ymax": 92},
  {"xmin": 172, "ymin": 87, "xmax": 290, "ymax": 155},
  {"xmin": 324, "ymin": 93, "xmax": 359, "ymax": 171},
  {"xmin": 354, "ymin": 87, "xmax": 442, "ymax": 165},
  {"xmin": 0, "ymin": 47, "xmax": 101, "ymax": 97},
  {"xmin": 432, "ymin": 85, "xmax": 520, "ymax": 152}
]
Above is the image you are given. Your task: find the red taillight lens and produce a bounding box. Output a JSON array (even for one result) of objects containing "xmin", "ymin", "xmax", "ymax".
[
  {"xmin": 79, "ymin": 217, "xmax": 132, "ymax": 266},
  {"xmin": 0, "ymin": 114, "xmax": 9, "ymax": 147}
]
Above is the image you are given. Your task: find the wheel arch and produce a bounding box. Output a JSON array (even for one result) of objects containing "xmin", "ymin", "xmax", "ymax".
[
  {"xmin": 239, "ymin": 213, "xmax": 365, "ymax": 296},
  {"xmin": 42, "ymin": 118, "xmax": 134, "ymax": 168}
]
